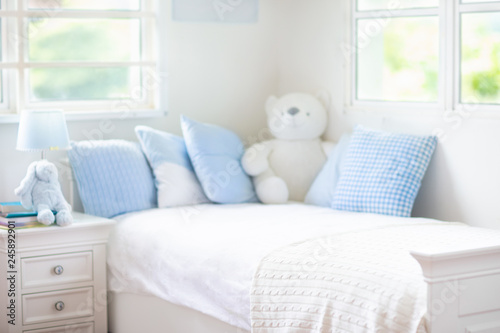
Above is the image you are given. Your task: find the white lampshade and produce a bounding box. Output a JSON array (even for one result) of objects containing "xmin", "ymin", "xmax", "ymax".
[{"xmin": 16, "ymin": 110, "xmax": 71, "ymax": 153}]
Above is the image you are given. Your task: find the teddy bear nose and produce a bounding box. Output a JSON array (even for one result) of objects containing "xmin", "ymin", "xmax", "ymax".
[{"xmin": 287, "ymin": 107, "xmax": 300, "ymax": 116}]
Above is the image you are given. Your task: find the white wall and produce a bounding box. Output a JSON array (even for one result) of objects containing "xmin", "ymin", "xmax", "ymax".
[
  {"xmin": 163, "ymin": 0, "xmax": 280, "ymax": 139},
  {"xmin": 0, "ymin": 0, "xmax": 280, "ymax": 206},
  {"xmin": 276, "ymin": 0, "xmax": 500, "ymax": 229}
]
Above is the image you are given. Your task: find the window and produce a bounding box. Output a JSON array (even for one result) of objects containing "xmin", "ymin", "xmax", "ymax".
[
  {"xmin": 461, "ymin": 11, "xmax": 500, "ymax": 104},
  {"xmin": 348, "ymin": 0, "xmax": 500, "ymax": 111},
  {"xmin": 0, "ymin": 0, "xmax": 156, "ymax": 114}
]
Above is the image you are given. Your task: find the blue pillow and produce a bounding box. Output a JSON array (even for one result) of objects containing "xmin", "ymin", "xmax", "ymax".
[
  {"xmin": 180, "ymin": 115, "xmax": 258, "ymax": 204},
  {"xmin": 332, "ymin": 126, "xmax": 437, "ymax": 217},
  {"xmin": 304, "ymin": 133, "xmax": 351, "ymax": 207},
  {"xmin": 135, "ymin": 126, "xmax": 209, "ymax": 207},
  {"xmin": 68, "ymin": 140, "xmax": 157, "ymax": 218}
]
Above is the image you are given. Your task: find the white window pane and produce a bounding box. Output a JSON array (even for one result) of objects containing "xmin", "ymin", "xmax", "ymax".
[
  {"xmin": 357, "ymin": 0, "xmax": 438, "ymax": 11},
  {"xmin": 461, "ymin": 12, "xmax": 500, "ymax": 104},
  {"xmin": 0, "ymin": 18, "xmax": 2, "ymax": 60},
  {"xmin": 3, "ymin": 18, "xmax": 18, "ymax": 62},
  {"xmin": 28, "ymin": 18, "xmax": 141, "ymax": 62},
  {"xmin": 28, "ymin": 67, "xmax": 143, "ymax": 102},
  {"xmin": 1, "ymin": 0, "xmax": 17, "ymax": 10},
  {"xmin": 356, "ymin": 16, "xmax": 439, "ymax": 102},
  {"xmin": 28, "ymin": 0, "xmax": 140, "ymax": 11},
  {"xmin": 0, "ymin": 71, "xmax": 3, "ymax": 104}
]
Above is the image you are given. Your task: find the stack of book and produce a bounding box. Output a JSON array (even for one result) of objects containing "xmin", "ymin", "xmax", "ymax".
[{"xmin": 0, "ymin": 202, "xmax": 47, "ymax": 229}]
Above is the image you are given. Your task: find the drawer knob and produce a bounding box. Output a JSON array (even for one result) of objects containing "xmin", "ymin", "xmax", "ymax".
[
  {"xmin": 55, "ymin": 301, "xmax": 65, "ymax": 311},
  {"xmin": 54, "ymin": 265, "xmax": 64, "ymax": 275}
]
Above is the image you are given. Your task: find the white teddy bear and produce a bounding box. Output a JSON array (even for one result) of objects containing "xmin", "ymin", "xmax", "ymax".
[
  {"xmin": 242, "ymin": 93, "xmax": 335, "ymax": 204},
  {"xmin": 14, "ymin": 160, "xmax": 73, "ymax": 226}
]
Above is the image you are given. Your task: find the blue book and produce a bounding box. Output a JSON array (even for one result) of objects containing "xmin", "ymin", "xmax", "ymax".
[
  {"xmin": 2, "ymin": 211, "xmax": 38, "ymax": 218},
  {"xmin": 0, "ymin": 215, "xmax": 39, "ymax": 225},
  {"xmin": 0, "ymin": 201, "xmax": 33, "ymax": 214}
]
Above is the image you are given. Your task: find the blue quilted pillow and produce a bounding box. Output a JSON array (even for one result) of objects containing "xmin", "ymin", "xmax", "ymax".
[
  {"xmin": 68, "ymin": 140, "xmax": 157, "ymax": 218},
  {"xmin": 332, "ymin": 126, "xmax": 437, "ymax": 217}
]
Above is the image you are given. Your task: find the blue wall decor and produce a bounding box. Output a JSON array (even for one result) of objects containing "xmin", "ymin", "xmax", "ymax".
[{"xmin": 172, "ymin": 0, "xmax": 259, "ymax": 23}]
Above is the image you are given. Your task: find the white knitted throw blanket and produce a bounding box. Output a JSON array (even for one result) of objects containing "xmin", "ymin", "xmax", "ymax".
[{"xmin": 251, "ymin": 222, "xmax": 500, "ymax": 333}]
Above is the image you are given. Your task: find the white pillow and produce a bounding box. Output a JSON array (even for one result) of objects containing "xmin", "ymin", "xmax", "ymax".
[{"xmin": 135, "ymin": 126, "xmax": 209, "ymax": 208}]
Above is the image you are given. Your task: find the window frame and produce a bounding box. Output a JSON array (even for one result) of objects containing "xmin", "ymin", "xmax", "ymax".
[
  {"xmin": 346, "ymin": 0, "xmax": 500, "ymax": 116},
  {"xmin": 0, "ymin": 0, "xmax": 160, "ymax": 116}
]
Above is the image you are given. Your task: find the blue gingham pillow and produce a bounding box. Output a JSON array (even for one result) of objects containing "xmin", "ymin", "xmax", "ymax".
[
  {"xmin": 68, "ymin": 140, "xmax": 157, "ymax": 218},
  {"xmin": 332, "ymin": 126, "xmax": 437, "ymax": 217}
]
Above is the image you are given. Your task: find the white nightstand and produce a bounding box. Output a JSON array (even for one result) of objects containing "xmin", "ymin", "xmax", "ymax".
[{"xmin": 0, "ymin": 212, "xmax": 116, "ymax": 333}]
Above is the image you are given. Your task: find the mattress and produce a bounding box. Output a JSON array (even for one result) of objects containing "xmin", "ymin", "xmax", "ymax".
[{"xmin": 106, "ymin": 203, "xmax": 499, "ymax": 332}]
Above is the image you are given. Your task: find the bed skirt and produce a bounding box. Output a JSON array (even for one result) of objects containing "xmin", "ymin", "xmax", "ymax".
[{"xmin": 108, "ymin": 291, "xmax": 249, "ymax": 333}]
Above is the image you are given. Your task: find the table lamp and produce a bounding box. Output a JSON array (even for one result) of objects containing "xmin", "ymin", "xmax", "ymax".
[{"xmin": 16, "ymin": 110, "xmax": 71, "ymax": 159}]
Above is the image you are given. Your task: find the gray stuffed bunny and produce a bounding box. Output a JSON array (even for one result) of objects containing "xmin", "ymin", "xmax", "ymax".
[{"xmin": 14, "ymin": 160, "xmax": 73, "ymax": 226}]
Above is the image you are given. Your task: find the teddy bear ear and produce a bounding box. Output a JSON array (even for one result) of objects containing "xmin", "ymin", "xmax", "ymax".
[
  {"xmin": 315, "ymin": 89, "xmax": 331, "ymax": 110},
  {"xmin": 265, "ymin": 96, "xmax": 279, "ymax": 116}
]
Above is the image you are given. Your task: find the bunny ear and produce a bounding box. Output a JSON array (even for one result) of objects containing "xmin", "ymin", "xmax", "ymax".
[{"xmin": 14, "ymin": 161, "xmax": 38, "ymax": 209}]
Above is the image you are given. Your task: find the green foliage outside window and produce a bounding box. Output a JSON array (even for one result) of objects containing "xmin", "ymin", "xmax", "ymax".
[
  {"xmin": 462, "ymin": 13, "xmax": 500, "ymax": 104},
  {"xmin": 28, "ymin": 18, "xmax": 140, "ymax": 102}
]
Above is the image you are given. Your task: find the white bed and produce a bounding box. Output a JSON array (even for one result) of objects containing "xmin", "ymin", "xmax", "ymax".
[{"xmin": 105, "ymin": 203, "xmax": 500, "ymax": 333}]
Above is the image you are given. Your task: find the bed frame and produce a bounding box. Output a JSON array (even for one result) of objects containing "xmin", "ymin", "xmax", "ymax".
[
  {"xmin": 63, "ymin": 161, "xmax": 500, "ymax": 333},
  {"xmin": 104, "ymin": 245, "xmax": 500, "ymax": 333},
  {"xmin": 411, "ymin": 245, "xmax": 500, "ymax": 333},
  {"xmin": 108, "ymin": 292, "xmax": 248, "ymax": 333}
]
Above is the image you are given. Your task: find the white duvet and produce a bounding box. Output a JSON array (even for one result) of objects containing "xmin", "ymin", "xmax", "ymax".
[{"xmin": 107, "ymin": 203, "xmax": 500, "ymax": 332}]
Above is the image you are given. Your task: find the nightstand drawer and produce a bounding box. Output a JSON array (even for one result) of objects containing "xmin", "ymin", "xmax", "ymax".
[
  {"xmin": 23, "ymin": 321, "xmax": 94, "ymax": 333},
  {"xmin": 21, "ymin": 251, "xmax": 93, "ymax": 289},
  {"xmin": 22, "ymin": 287, "xmax": 94, "ymax": 325}
]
